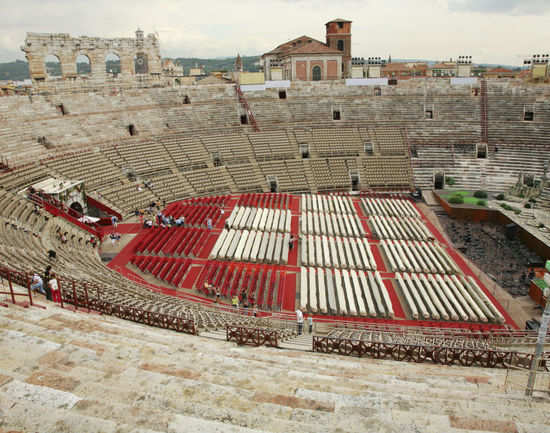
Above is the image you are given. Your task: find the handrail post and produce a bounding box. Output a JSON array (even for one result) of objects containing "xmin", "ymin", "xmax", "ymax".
[
  {"xmin": 58, "ymin": 278, "xmax": 64, "ymax": 308},
  {"xmin": 72, "ymin": 280, "xmax": 78, "ymax": 311},
  {"xmin": 26, "ymin": 274, "xmax": 34, "ymax": 306},
  {"xmin": 8, "ymin": 271, "xmax": 15, "ymax": 304},
  {"xmin": 84, "ymin": 282, "xmax": 90, "ymax": 311}
]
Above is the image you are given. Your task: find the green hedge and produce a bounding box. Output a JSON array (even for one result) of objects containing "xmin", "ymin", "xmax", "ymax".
[
  {"xmin": 473, "ymin": 190, "xmax": 488, "ymax": 199},
  {"xmin": 449, "ymin": 195, "xmax": 464, "ymax": 204}
]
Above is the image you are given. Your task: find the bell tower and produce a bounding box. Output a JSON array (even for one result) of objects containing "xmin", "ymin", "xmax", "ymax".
[{"xmin": 326, "ymin": 18, "xmax": 352, "ymax": 77}]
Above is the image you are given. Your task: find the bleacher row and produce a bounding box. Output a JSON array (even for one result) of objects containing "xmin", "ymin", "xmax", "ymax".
[
  {"xmin": 226, "ymin": 206, "xmax": 292, "ymax": 233},
  {"xmin": 380, "ymin": 239, "xmax": 460, "ymax": 274},
  {"xmin": 370, "ymin": 215, "xmax": 433, "ymax": 241},
  {"xmin": 395, "ymin": 272, "xmax": 505, "ymax": 323},
  {"xmin": 0, "ymin": 188, "xmax": 273, "ymax": 331},
  {"xmin": 134, "ymin": 227, "xmax": 210, "ymax": 257},
  {"xmin": 300, "ymin": 235, "xmax": 376, "ymax": 271},
  {"xmin": 361, "ymin": 196, "xmax": 421, "ymax": 218},
  {"xmin": 209, "ymin": 229, "xmax": 290, "ymax": 266},
  {"xmin": 195, "ymin": 260, "xmax": 287, "ymax": 309},
  {"xmin": 301, "ymin": 193, "xmax": 356, "ymax": 214},
  {"xmin": 299, "ymin": 267, "xmax": 394, "ymax": 317},
  {"xmin": 300, "ymin": 210, "xmax": 365, "ymax": 238}
]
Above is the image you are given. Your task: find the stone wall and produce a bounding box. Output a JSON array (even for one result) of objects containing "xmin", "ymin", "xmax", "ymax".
[{"xmin": 21, "ymin": 29, "xmax": 162, "ymax": 92}]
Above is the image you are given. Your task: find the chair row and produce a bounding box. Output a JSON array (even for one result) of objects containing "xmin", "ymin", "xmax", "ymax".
[
  {"xmin": 300, "ymin": 235, "xmax": 376, "ymax": 271},
  {"xmin": 163, "ymin": 203, "xmax": 221, "ymax": 227},
  {"xmin": 237, "ymin": 192, "xmax": 291, "ymax": 209},
  {"xmin": 196, "ymin": 260, "xmax": 285, "ymax": 309},
  {"xmin": 361, "ymin": 196, "xmax": 420, "ymax": 218},
  {"xmin": 300, "ymin": 210, "xmax": 365, "ymax": 238},
  {"xmin": 299, "ymin": 267, "xmax": 394, "ymax": 318},
  {"xmin": 134, "ymin": 227, "xmax": 210, "ymax": 257},
  {"xmin": 209, "ymin": 229, "xmax": 290, "ymax": 265},
  {"xmin": 370, "ymin": 215, "xmax": 433, "ymax": 241},
  {"xmin": 131, "ymin": 256, "xmax": 192, "ymax": 288},
  {"xmin": 395, "ymin": 272, "xmax": 505, "ymax": 323},
  {"xmin": 300, "ymin": 193, "xmax": 356, "ymax": 215},
  {"xmin": 380, "ymin": 239, "xmax": 461, "ymax": 275},
  {"xmin": 226, "ymin": 206, "xmax": 291, "ymax": 233}
]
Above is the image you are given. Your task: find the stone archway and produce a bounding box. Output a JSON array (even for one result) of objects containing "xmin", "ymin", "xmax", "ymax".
[{"xmin": 44, "ymin": 54, "xmax": 62, "ymax": 78}]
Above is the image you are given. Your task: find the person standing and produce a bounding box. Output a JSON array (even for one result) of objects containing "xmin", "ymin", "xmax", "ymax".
[
  {"xmin": 43, "ymin": 265, "xmax": 52, "ymax": 300},
  {"xmin": 207, "ymin": 218, "xmax": 213, "ymax": 231},
  {"xmin": 48, "ymin": 273, "xmax": 60, "ymax": 304},
  {"xmin": 308, "ymin": 315, "xmax": 313, "ymax": 334},
  {"xmin": 232, "ymin": 295, "xmax": 239, "ymax": 309},
  {"xmin": 296, "ymin": 309, "xmax": 304, "ymax": 335}
]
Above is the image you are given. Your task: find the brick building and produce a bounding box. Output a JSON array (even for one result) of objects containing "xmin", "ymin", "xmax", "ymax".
[{"xmin": 262, "ymin": 19, "xmax": 352, "ymax": 81}]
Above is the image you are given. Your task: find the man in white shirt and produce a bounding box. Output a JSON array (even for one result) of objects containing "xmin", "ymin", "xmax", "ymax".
[
  {"xmin": 31, "ymin": 273, "xmax": 45, "ymax": 295},
  {"xmin": 296, "ymin": 309, "xmax": 304, "ymax": 335}
]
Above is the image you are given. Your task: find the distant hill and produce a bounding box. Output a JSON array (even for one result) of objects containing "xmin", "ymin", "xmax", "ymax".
[
  {"xmin": 172, "ymin": 56, "xmax": 261, "ymax": 74},
  {"xmin": 0, "ymin": 60, "xmax": 30, "ymax": 81},
  {"xmin": 0, "ymin": 56, "xmax": 262, "ymax": 81}
]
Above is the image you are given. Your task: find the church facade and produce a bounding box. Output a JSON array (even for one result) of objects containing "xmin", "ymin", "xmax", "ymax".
[{"xmin": 262, "ymin": 19, "xmax": 352, "ymax": 81}]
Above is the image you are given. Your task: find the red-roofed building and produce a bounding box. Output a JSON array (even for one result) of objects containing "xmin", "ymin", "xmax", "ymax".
[
  {"xmin": 261, "ymin": 19, "xmax": 352, "ymax": 81},
  {"xmin": 484, "ymin": 68, "xmax": 518, "ymax": 78}
]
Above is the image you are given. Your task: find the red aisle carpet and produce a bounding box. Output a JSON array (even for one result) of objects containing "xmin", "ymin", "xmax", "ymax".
[
  {"xmin": 370, "ymin": 243, "xmax": 387, "ymax": 272},
  {"xmin": 282, "ymin": 272, "xmax": 297, "ymax": 311},
  {"xmin": 383, "ymin": 279, "xmax": 405, "ymax": 319}
]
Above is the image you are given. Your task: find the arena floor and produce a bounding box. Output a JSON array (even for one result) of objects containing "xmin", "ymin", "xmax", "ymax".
[{"xmin": 105, "ymin": 193, "xmax": 518, "ymax": 331}]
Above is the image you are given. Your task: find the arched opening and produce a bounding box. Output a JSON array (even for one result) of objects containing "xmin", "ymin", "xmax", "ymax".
[
  {"xmin": 434, "ymin": 172, "xmax": 445, "ymax": 190},
  {"xmin": 175, "ymin": 78, "xmax": 181, "ymax": 86},
  {"xmin": 105, "ymin": 52, "xmax": 121, "ymax": 77},
  {"xmin": 76, "ymin": 54, "xmax": 91, "ymax": 76},
  {"xmin": 44, "ymin": 54, "xmax": 62, "ymax": 78},
  {"xmin": 312, "ymin": 65, "xmax": 321, "ymax": 81},
  {"xmin": 134, "ymin": 53, "xmax": 149, "ymax": 74},
  {"xmin": 70, "ymin": 201, "xmax": 83, "ymax": 215}
]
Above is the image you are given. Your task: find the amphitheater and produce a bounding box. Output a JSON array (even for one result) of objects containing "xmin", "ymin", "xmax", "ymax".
[{"xmin": 2, "ymin": 50, "xmax": 550, "ymax": 431}]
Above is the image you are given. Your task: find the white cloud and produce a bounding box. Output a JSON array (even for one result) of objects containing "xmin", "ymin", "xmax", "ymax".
[{"xmin": 1, "ymin": 0, "xmax": 549, "ymax": 65}]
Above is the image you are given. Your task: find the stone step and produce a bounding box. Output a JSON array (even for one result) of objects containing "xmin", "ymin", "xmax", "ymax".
[{"xmin": 1, "ymin": 304, "xmax": 549, "ymax": 433}]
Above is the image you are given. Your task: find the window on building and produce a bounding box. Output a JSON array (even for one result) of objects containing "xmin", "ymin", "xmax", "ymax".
[
  {"xmin": 524, "ymin": 111, "xmax": 534, "ymax": 121},
  {"xmin": 425, "ymin": 110, "xmax": 433, "ymax": 120},
  {"xmin": 240, "ymin": 114, "xmax": 248, "ymax": 125},
  {"xmin": 278, "ymin": 90, "xmax": 287, "ymax": 99},
  {"xmin": 388, "ymin": 79, "xmax": 398, "ymax": 85},
  {"xmin": 374, "ymin": 87, "xmax": 381, "ymax": 96},
  {"xmin": 312, "ymin": 65, "xmax": 321, "ymax": 81},
  {"xmin": 333, "ymin": 110, "xmax": 341, "ymax": 121},
  {"xmin": 337, "ymin": 40, "xmax": 344, "ymax": 52},
  {"xmin": 338, "ymin": 22, "xmax": 344, "ymax": 29},
  {"xmin": 128, "ymin": 124, "xmax": 137, "ymax": 136},
  {"xmin": 183, "ymin": 95, "xmax": 190, "ymax": 104}
]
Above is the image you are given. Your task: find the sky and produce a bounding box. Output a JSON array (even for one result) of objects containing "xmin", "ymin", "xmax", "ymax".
[{"xmin": 2, "ymin": 0, "xmax": 550, "ymax": 66}]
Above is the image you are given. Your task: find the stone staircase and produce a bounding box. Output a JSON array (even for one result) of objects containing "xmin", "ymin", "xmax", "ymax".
[{"xmin": 1, "ymin": 303, "xmax": 550, "ymax": 433}]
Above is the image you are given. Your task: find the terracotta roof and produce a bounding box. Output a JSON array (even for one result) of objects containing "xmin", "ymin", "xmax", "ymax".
[
  {"xmin": 263, "ymin": 35, "xmax": 342, "ymax": 57},
  {"xmin": 431, "ymin": 63, "xmax": 456, "ymax": 69},
  {"xmin": 487, "ymin": 67, "xmax": 514, "ymax": 73},
  {"xmin": 326, "ymin": 18, "xmax": 352, "ymax": 24}
]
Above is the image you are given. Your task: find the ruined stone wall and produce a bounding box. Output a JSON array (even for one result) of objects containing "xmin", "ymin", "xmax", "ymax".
[{"xmin": 21, "ymin": 29, "xmax": 162, "ymax": 92}]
